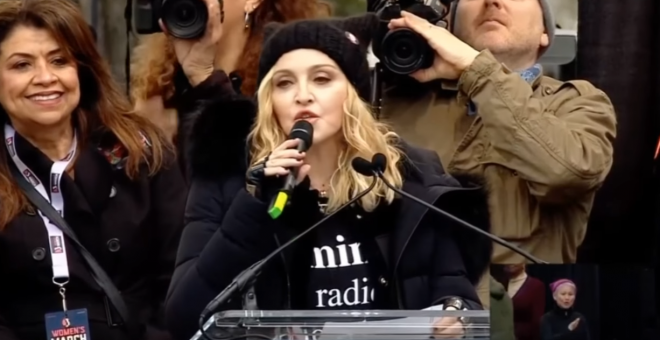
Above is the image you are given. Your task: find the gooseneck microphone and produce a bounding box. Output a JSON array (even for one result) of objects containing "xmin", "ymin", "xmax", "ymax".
[
  {"xmin": 198, "ymin": 161, "xmax": 379, "ymax": 338},
  {"xmin": 268, "ymin": 120, "xmax": 314, "ymax": 219},
  {"xmin": 354, "ymin": 154, "xmax": 547, "ymax": 264}
]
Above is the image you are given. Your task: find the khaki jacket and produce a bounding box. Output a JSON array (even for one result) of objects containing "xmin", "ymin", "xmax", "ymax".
[{"xmin": 381, "ymin": 50, "xmax": 617, "ymax": 264}]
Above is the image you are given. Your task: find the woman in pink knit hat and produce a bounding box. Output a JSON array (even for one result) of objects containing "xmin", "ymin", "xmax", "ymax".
[{"xmin": 540, "ymin": 279, "xmax": 591, "ymax": 340}]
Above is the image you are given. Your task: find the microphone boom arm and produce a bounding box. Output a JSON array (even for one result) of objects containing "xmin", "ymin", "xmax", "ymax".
[{"xmin": 373, "ymin": 170, "xmax": 548, "ymax": 264}]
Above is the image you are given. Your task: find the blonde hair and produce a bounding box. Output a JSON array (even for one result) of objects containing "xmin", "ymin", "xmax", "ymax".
[{"xmin": 249, "ymin": 68, "xmax": 404, "ymax": 213}]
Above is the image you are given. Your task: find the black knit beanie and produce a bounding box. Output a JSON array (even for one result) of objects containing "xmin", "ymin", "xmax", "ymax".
[{"xmin": 257, "ymin": 14, "xmax": 381, "ymax": 101}]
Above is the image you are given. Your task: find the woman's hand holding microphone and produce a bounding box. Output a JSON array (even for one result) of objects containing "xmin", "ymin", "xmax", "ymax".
[
  {"xmin": 260, "ymin": 139, "xmax": 311, "ymax": 181},
  {"xmin": 248, "ymin": 139, "xmax": 311, "ymax": 202}
]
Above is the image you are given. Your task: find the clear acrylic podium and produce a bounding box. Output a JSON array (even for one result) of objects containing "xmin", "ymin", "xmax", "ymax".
[{"xmin": 192, "ymin": 310, "xmax": 490, "ymax": 340}]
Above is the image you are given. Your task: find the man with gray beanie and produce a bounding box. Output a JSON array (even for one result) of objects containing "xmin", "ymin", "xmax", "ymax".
[{"xmin": 378, "ymin": 0, "xmax": 617, "ymax": 265}]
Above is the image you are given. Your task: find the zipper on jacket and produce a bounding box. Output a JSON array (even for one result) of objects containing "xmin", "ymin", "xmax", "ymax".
[
  {"xmin": 393, "ymin": 228, "xmax": 416, "ymax": 309},
  {"xmin": 246, "ymin": 141, "xmax": 292, "ymax": 308},
  {"xmin": 393, "ymin": 187, "xmax": 467, "ymax": 308},
  {"xmin": 392, "ymin": 207, "xmax": 429, "ymax": 308},
  {"xmin": 273, "ymin": 234, "xmax": 292, "ymax": 309}
]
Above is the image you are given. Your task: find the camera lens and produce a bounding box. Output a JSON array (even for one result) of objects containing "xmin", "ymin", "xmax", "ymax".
[
  {"xmin": 161, "ymin": 0, "xmax": 208, "ymax": 39},
  {"xmin": 176, "ymin": 2, "xmax": 195, "ymax": 24},
  {"xmin": 394, "ymin": 41, "xmax": 414, "ymax": 59},
  {"xmin": 380, "ymin": 28, "xmax": 434, "ymax": 75}
]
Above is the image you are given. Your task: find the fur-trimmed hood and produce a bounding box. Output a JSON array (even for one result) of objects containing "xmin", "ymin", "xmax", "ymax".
[{"xmin": 179, "ymin": 70, "xmax": 256, "ymax": 179}]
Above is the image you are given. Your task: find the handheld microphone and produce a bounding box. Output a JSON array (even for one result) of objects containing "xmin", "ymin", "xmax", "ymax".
[
  {"xmin": 198, "ymin": 162, "xmax": 379, "ymax": 337},
  {"xmin": 268, "ymin": 120, "xmax": 314, "ymax": 219},
  {"xmin": 356, "ymin": 153, "xmax": 547, "ymax": 264}
]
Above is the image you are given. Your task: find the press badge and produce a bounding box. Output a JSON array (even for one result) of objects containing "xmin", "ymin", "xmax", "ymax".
[{"xmin": 45, "ymin": 309, "xmax": 91, "ymax": 340}]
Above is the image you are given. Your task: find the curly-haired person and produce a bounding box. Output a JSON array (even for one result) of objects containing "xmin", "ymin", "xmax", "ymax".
[{"xmin": 130, "ymin": 0, "xmax": 331, "ymax": 178}]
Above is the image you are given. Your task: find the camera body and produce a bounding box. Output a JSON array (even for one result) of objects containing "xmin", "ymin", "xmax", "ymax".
[
  {"xmin": 371, "ymin": 0, "xmax": 452, "ymax": 75},
  {"xmin": 133, "ymin": 0, "xmax": 223, "ymax": 39}
]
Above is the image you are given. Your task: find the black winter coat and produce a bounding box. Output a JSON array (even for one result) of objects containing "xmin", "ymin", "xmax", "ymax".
[
  {"xmin": 540, "ymin": 307, "xmax": 590, "ymax": 340},
  {"xmin": 165, "ymin": 71, "xmax": 493, "ymax": 340},
  {"xmin": 172, "ymin": 68, "xmax": 243, "ymax": 180},
  {"xmin": 0, "ymin": 132, "xmax": 187, "ymax": 340}
]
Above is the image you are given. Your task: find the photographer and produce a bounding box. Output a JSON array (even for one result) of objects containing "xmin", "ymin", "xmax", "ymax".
[
  {"xmin": 130, "ymin": 0, "xmax": 330, "ymax": 177},
  {"xmin": 374, "ymin": 0, "xmax": 616, "ymax": 264},
  {"xmin": 165, "ymin": 13, "xmax": 492, "ymax": 340}
]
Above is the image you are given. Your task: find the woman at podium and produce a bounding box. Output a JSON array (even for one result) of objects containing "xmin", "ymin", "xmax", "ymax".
[{"xmin": 165, "ymin": 13, "xmax": 492, "ymax": 340}]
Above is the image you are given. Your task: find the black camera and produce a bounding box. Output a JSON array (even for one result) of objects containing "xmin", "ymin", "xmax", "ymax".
[
  {"xmin": 133, "ymin": 0, "xmax": 223, "ymax": 39},
  {"xmin": 371, "ymin": 0, "xmax": 451, "ymax": 75}
]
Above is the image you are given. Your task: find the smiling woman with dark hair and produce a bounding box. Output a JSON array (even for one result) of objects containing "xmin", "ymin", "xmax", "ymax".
[{"xmin": 0, "ymin": 1, "xmax": 186, "ymax": 340}]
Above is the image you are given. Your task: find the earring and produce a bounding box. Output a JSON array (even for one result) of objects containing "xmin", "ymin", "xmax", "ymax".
[
  {"xmin": 244, "ymin": 3, "xmax": 257, "ymax": 29},
  {"xmin": 244, "ymin": 11, "xmax": 251, "ymax": 29}
]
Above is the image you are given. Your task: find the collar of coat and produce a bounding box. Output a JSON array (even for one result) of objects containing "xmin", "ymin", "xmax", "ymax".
[
  {"xmin": 465, "ymin": 63, "xmax": 543, "ymax": 116},
  {"xmin": 440, "ymin": 62, "xmax": 544, "ymax": 91}
]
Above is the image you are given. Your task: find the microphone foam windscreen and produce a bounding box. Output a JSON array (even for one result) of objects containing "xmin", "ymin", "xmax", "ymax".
[
  {"xmin": 372, "ymin": 153, "xmax": 387, "ymax": 173},
  {"xmin": 351, "ymin": 157, "xmax": 375, "ymax": 177},
  {"xmin": 289, "ymin": 120, "xmax": 314, "ymax": 148}
]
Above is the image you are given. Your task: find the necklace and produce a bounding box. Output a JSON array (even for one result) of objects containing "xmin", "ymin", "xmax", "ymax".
[{"xmin": 318, "ymin": 187, "xmax": 328, "ymax": 213}]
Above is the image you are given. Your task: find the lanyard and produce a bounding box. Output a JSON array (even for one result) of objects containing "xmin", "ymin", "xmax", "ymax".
[{"xmin": 4, "ymin": 124, "xmax": 77, "ymax": 311}]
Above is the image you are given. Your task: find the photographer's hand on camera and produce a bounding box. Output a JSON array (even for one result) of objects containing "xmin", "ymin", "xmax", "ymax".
[
  {"xmin": 247, "ymin": 139, "xmax": 311, "ymax": 202},
  {"xmin": 160, "ymin": 0, "xmax": 223, "ymax": 87},
  {"xmin": 388, "ymin": 11, "xmax": 480, "ymax": 82}
]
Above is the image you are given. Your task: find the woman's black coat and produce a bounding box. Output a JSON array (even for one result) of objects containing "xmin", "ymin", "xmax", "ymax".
[
  {"xmin": 172, "ymin": 68, "xmax": 243, "ymax": 180},
  {"xmin": 0, "ymin": 132, "xmax": 187, "ymax": 340},
  {"xmin": 540, "ymin": 307, "xmax": 591, "ymax": 340},
  {"xmin": 166, "ymin": 71, "xmax": 493, "ymax": 340}
]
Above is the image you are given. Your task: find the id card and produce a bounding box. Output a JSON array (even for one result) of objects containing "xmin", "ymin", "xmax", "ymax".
[{"xmin": 45, "ymin": 309, "xmax": 91, "ymax": 340}]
